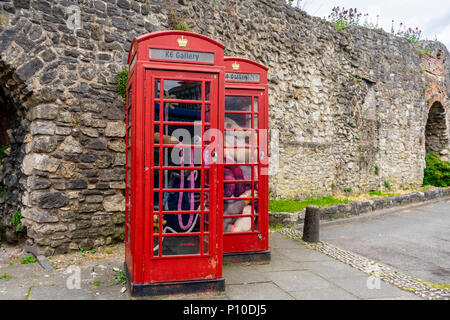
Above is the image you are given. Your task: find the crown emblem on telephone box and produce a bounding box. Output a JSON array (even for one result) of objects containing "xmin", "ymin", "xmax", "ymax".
[
  {"xmin": 177, "ymin": 36, "xmax": 188, "ymax": 47},
  {"xmin": 232, "ymin": 61, "xmax": 240, "ymax": 70}
]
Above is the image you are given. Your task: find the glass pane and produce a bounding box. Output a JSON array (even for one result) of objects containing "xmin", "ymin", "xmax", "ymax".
[
  {"xmin": 224, "ymin": 182, "xmax": 251, "ymax": 198},
  {"xmin": 203, "ymin": 235, "xmax": 209, "ymax": 254},
  {"xmin": 154, "ymin": 124, "xmax": 160, "ymax": 137},
  {"xmin": 225, "ymin": 96, "xmax": 252, "ymax": 112},
  {"xmin": 162, "ymin": 146, "xmax": 202, "ymax": 167},
  {"xmin": 162, "ymin": 192, "xmax": 202, "ymax": 211},
  {"xmin": 153, "ymin": 192, "xmax": 160, "ymax": 211},
  {"xmin": 225, "ymin": 130, "xmax": 253, "ymax": 147},
  {"xmin": 163, "ymin": 103, "xmax": 202, "ymax": 123},
  {"xmin": 163, "ymin": 80, "xmax": 202, "ymax": 101},
  {"xmin": 254, "ymin": 97, "xmax": 258, "ymax": 113},
  {"xmin": 155, "ymin": 79, "xmax": 160, "ymax": 99},
  {"xmin": 224, "ymin": 217, "xmax": 252, "ymax": 233},
  {"xmin": 203, "ymin": 213, "xmax": 210, "ymax": 232},
  {"xmin": 223, "ymin": 199, "xmax": 250, "ymax": 215},
  {"xmin": 153, "ymin": 148, "xmax": 160, "ymax": 166},
  {"xmin": 253, "ymin": 166, "xmax": 259, "ymax": 181},
  {"xmin": 153, "ymin": 214, "xmax": 161, "ymax": 234},
  {"xmin": 253, "ymin": 182, "xmax": 259, "ymax": 197},
  {"xmin": 225, "ymin": 114, "xmax": 251, "ymax": 129},
  {"xmin": 127, "ymin": 148, "xmax": 131, "ymax": 163},
  {"xmin": 162, "ymin": 213, "xmax": 200, "ymax": 233},
  {"xmin": 224, "ymin": 148, "xmax": 252, "ymax": 164},
  {"xmin": 205, "ymin": 82, "xmax": 211, "ymax": 101},
  {"xmin": 204, "ymin": 171, "xmax": 210, "ymax": 189},
  {"xmin": 126, "ymin": 169, "xmax": 130, "ymax": 185},
  {"xmin": 253, "ymin": 115, "xmax": 258, "ymax": 129},
  {"xmin": 205, "ymin": 104, "xmax": 211, "ymax": 123},
  {"xmin": 154, "ymin": 170, "xmax": 160, "ymax": 189},
  {"xmin": 253, "ymin": 199, "xmax": 259, "ymax": 215},
  {"xmin": 162, "ymin": 124, "xmax": 202, "ymax": 145},
  {"xmin": 162, "ymin": 236, "xmax": 201, "ymax": 256},
  {"xmin": 154, "ymin": 102, "xmax": 160, "ymax": 121},
  {"xmin": 153, "ymin": 237, "xmax": 160, "ymax": 256},
  {"xmin": 162, "ymin": 169, "xmax": 201, "ymax": 190}
]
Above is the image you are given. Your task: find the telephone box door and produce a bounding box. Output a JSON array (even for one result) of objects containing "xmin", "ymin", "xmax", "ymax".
[
  {"xmin": 223, "ymin": 88, "xmax": 269, "ymax": 253},
  {"xmin": 143, "ymin": 69, "xmax": 222, "ymax": 284}
]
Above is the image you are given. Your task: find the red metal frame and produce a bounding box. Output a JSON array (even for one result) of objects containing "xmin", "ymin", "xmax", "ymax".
[
  {"xmin": 125, "ymin": 31, "xmax": 225, "ymax": 292},
  {"xmin": 223, "ymin": 57, "xmax": 269, "ymax": 255}
]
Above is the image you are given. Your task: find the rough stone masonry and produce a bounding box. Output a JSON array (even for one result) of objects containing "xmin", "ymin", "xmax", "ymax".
[{"xmin": 0, "ymin": 0, "xmax": 448, "ymax": 255}]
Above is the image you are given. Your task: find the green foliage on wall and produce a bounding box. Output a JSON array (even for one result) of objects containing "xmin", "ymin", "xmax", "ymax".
[
  {"xmin": 0, "ymin": 144, "xmax": 8, "ymax": 159},
  {"xmin": 10, "ymin": 210, "xmax": 22, "ymax": 232},
  {"xmin": 116, "ymin": 68, "xmax": 129, "ymax": 102},
  {"xmin": 423, "ymin": 153, "xmax": 450, "ymax": 187},
  {"xmin": 174, "ymin": 21, "xmax": 190, "ymax": 31}
]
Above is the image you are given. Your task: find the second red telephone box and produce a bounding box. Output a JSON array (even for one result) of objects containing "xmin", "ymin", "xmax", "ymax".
[{"xmin": 222, "ymin": 57, "xmax": 270, "ymax": 263}]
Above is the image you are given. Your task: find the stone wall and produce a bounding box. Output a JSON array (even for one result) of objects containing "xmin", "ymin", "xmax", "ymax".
[{"xmin": 0, "ymin": 0, "xmax": 448, "ymax": 254}]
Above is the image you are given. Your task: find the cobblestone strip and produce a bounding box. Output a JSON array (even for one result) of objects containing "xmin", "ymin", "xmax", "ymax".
[{"xmin": 277, "ymin": 228, "xmax": 450, "ymax": 300}]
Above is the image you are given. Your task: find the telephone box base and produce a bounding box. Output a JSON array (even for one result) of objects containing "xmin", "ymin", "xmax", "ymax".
[
  {"xmin": 223, "ymin": 250, "xmax": 271, "ymax": 265},
  {"xmin": 125, "ymin": 263, "xmax": 225, "ymax": 297}
]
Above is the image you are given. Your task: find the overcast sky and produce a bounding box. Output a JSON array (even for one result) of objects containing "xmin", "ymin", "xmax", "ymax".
[{"xmin": 296, "ymin": 0, "xmax": 450, "ymax": 49}]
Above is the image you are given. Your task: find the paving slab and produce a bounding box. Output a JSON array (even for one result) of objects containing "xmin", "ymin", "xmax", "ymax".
[
  {"xmin": 328, "ymin": 276, "xmax": 415, "ymax": 300},
  {"xmin": 289, "ymin": 287, "xmax": 359, "ymax": 300},
  {"xmin": 266, "ymin": 270, "xmax": 336, "ymax": 292},
  {"xmin": 296, "ymin": 260, "xmax": 371, "ymax": 279},
  {"xmin": 223, "ymin": 264, "xmax": 271, "ymax": 285},
  {"xmin": 225, "ymin": 282, "xmax": 294, "ymax": 300},
  {"xmin": 276, "ymin": 247, "xmax": 332, "ymax": 263}
]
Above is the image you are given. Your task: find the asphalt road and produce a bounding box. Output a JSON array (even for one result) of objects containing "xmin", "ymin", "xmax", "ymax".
[{"xmin": 320, "ymin": 198, "xmax": 450, "ymax": 284}]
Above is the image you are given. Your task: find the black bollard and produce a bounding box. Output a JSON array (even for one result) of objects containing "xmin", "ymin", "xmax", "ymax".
[{"xmin": 303, "ymin": 205, "xmax": 320, "ymax": 243}]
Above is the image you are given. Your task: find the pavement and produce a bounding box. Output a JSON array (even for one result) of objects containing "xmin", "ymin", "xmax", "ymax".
[
  {"xmin": 0, "ymin": 232, "xmax": 419, "ymax": 300},
  {"xmin": 320, "ymin": 198, "xmax": 450, "ymax": 284}
]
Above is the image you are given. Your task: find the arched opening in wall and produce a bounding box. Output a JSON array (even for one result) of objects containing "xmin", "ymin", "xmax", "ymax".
[
  {"xmin": 425, "ymin": 101, "xmax": 448, "ymax": 156},
  {"xmin": 0, "ymin": 64, "xmax": 29, "ymax": 244}
]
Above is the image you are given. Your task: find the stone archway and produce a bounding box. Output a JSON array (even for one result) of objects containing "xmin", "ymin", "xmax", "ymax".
[
  {"xmin": 0, "ymin": 61, "xmax": 30, "ymax": 244},
  {"xmin": 425, "ymin": 101, "xmax": 449, "ymax": 158}
]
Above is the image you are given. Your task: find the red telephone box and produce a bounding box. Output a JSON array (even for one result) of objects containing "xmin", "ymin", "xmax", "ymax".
[
  {"xmin": 125, "ymin": 31, "xmax": 225, "ymax": 296},
  {"xmin": 222, "ymin": 57, "xmax": 270, "ymax": 263}
]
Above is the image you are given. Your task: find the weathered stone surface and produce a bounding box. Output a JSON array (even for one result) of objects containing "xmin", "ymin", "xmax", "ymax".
[
  {"xmin": 22, "ymin": 207, "xmax": 58, "ymax": 223},
  {"xmin": 38, "ymin": 192, "xmax": 69, "ymax": 209},
  {"xmin": 31, "ymin": 104, "xmax": 59, "ymax": 120},
  {"xmin": 60, "ymin": 136, "xmax": 83, "ymax": 154},
  {"xmin": 66, "ymin": 179, "xmax": 88, "ymax": 190},
  {"xmin": 30, "ymin": 121, "xmax": 56, "ymax": 135},
  {"xmin": 27, "ymin": 176, "xmax": 51, "ymax": 190},
  {"xmin": 107, "ymin": 139, "xmax": 126, "ymax": 152},
  {"xmin": 22, "ymin": 154, "xmax": 61, "ymax": 175},
  {"xmin": 105, "ymin": 121, "xmax": 126, "ymax": 137},
  {"xmin": 32, "ymin": 136, "xmax": 58, "ymax": 153},
  {"xmin": 103, "ymin": 193, "xmax": 125, "ymax": 212}
]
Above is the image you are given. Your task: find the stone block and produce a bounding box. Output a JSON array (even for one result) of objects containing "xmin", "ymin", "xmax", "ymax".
[
  {"xmin": 32, "ymin": 104, "xmax": 59, "ymax": 120},
  {"xmin": 105, "ymin": 121, "xmax": 126, "ymax": 137},
  {"xmin": 38, "ymin": 192, "xmax": 69, "ymax": 209},
  {"xmin": 103, "ymin": 193, "xmax": 125, "ymax": 212}
]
